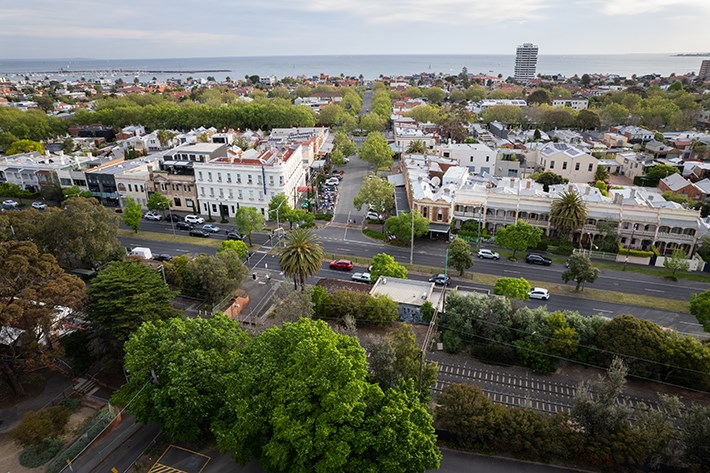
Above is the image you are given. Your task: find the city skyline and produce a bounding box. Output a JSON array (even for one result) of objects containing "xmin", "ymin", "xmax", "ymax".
[{"xmin": 1, "ymin": 0, "xmax": 710, "ymax": 59}]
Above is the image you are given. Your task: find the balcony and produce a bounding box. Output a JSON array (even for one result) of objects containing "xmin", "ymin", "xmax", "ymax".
[{"xmin": 656, "ymin": 232, "xmax": 695, "ymax": 242}]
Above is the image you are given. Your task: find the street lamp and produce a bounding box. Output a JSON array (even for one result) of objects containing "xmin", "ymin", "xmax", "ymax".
[
  {"xmin": 622, "ymin": 223, "xmax": 639, "ymax": 271},
  {"xmin": 410, "ymin": 210, "xmax": 415, "ymax": 265},
  {"xmin": 587, "ymin": 232, "xmax": 595, "ymax": 258}
]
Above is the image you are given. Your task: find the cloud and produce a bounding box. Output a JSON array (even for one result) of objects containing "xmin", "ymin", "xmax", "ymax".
[{"xmin": 595, "ymin": 0, "xmax": 710, "ymax": 16}]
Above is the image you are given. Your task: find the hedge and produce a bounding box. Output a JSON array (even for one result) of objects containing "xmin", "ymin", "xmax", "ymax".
[
  {"xmin": 19, "ymin": 438, "xmax": 64, "ymax": 468},
  {"xmin": 363, "ymin": 229, "xmax": 387, "ymax": 241},
  {"xmin": 314, "ymin": 214, "xmax": 333, "ymax": 221},
  {"xmin": 617, "ymin": 243, "xmax": 657, "ymax": 258},
  {"xmin": 47, "ymin": 406, "xmax": 116, "ymax": 473}
]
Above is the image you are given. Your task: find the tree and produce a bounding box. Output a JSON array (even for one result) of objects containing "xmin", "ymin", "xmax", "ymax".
[
  {"xmin": 481, "ymin": 105, "xmax": 523, "ymax": 124},
  {"xmin": 43, "ymin": 197, "xmax": 121, "ymax": 268},
  {"xmin": 465, "ymin": 85, "xmax": 487, "ymax": 102},
  {"xmin": 278, "ymin": 228, "xmax": 324, "ymax": 290},
  {"xmin": 146, "ymin": 192, "xmax": 171, "ymax": 214},
  {"xmin": 406, "ymin": 140, "xmax": 427, "ymax": 154},
  {"xmin": 113, "ymin": 314, "xmax": 249, "ymax": 442},
  {"xmin": 212, "ymin": 319, "xmax": 440, "ymax": 472},
  {"xmin": 267, "ymin": 193, "xmax": 293, "ymax": 224},
  {"xmin": 270, "ymin": 286, "xmax": 315, "ymax": 322},
  {"xmin": 531, "ymin": 170, "xmax": 568, "ymax": 192},
  {"xmin": 185, "ymin": 250, "xmax": 248, "ymax": 304},
  {"xmin": 156, "ymin": 129, "xmax": 175, "ymax": 148},
  {"xmin": 562, "ymin": 253, "xmax": 599, "ymax": 291},
  {"xmin": 423, "ymin": 86, "xmax": 445, "ymax": 103},
  {"xmin": 384, "ymin": 210, "xmax": 428, "ymax": 242},
  {"xmin": 448, "ymin": 237, "xmax": 473, "ymax": 276},
  {"xmin": 353, "ymin": 175, "xmax": 394, "ymax": 213},
  {"xmin": 595, "ymin": 315, "xmax": 666, "ymax": 379},
  {"xmin": 600, "ymin": 102, "xmax": 630, "ymax": 127},
  {"xmin": 678, "ymin": 403, "xmax": 710, "ymax": 468},
  {"xmin": 219, "ymin": 239, "xmax": 249, "ymax": 260},
  {"xmin": 550, "ymin": 191, "xmax": 587, "ymax": 237},
  {"xmin": 317, "ymin": 104, "xmax": 344, "ymax": 127},
  {"xmin": 493, "ymin": 277, "xmax": 531, "ymax": 299},
  {"xmin": 122, "ymin": 196, "xmax": 142, "ymax": 233},
  {"xmin": 6, "ymin": 139, "xmax": 44, "ymax": 155},
  {"xmin": 644, "ymin": 164, "xmax": 680, "ymax": 186},
  {"xmin": 0, "ymin": 241, "xmax": 86, "ymax": 396},
  {"xmin": 363, "ymin": 294, "xmax": 399, "ymax": 324},
  {"xmin": 405, "ymin": 105, "xmax": 441, "ymax": 124},
  {"xmin": 494, "ymin": 220, "xmax": 543, "ymax": 258},
  {"xmin": 526, "ymin": 89, "xmax": 551, "ymax": 105},
  {"xmin": 234, "ymin": 206, "xmax": 263, "ymax": 245},
  {"xmin": 87, "ymin": 260, "xmax": 177, "ymax": 353},
  {"xmin": 61, "ymin": 137, "xmax": 75, "ymax": 154},
  {"xmin": 334, "ymin": 131, "xmax": 356, "ymax": 157},
  {"xmin": 580, "ymin": 74, "xmax": 591, "ymax": 86},
  {"xmin": 359, "ymin": 133, "xmax": 394, "ymax": 173},
  {"xmin": 575, "ymin": 109, "xmax": 601, "ymax": 130},
  {"xmin": 663, "ymin": 248, "xmax": 689, "ymax": 279},
  {"xmin": 662, "ymin": 191, "xmax": 691, "ymax": 206},
  {"xmin": 61, "ymin": 186, "xmax": 93, "ymax": 199},
  {"xmin": 595, "ymin": 165, "xmax": 609, "ymax": 182},
  {"xmin": 369, "ymin": 253, "xmax": 407, "ymax": 282},
  {"xmin": 690, "ymin": 290, "xmax": 710, "ymax": 332},
  {"xmin": 359, "ymin": 113, "xmax": 386, "ymax": 133}
]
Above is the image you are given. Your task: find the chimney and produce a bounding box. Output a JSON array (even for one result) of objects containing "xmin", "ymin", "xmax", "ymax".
[
  {"xmin": 630, "ymin": 188, "xmax": 636, "ymax": 199},
  {"xmin": 585, "ymin": 186, "xmax": 590, "ymax": 195},
  {"xmin": 567, "ymin": 184, "xmax": 574, "ymax": 193},
  {"xmin": 614, "ymin": 193, "xmax": 623, "ymax": 205},
  {"xmin": 526, "ymin": 180, "xmax": 531, "ymax": 189}
]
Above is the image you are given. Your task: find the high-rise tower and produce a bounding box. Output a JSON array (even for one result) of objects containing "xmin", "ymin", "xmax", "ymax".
[{"xmin": 514, "ymin": 43, "xmax": 538, "ymax": 82}]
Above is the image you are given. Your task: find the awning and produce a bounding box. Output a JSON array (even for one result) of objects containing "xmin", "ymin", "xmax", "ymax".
[
  {"xmin": 429, "ymin": 222, "xmax": 451, "ymax": 233},
  {"xmin": 389, "ymin": 143, "xmax": 405, "ymax": 153},
  {"xmin": 297, "ymin": 186, "xmax": 317, "ymax": 192}
]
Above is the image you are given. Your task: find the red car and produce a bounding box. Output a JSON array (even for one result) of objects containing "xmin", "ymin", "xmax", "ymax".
[{"xmin": 329, "ymin": 259, "xmax": 353, "ymax": 271}]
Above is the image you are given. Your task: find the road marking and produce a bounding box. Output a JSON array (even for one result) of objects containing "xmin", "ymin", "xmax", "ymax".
[
  {"xmin": 503, "ymin": 270, "xmax": 521, "ymax": 274},
  {"xmin": 644, "ymin": 288, "xmax": 666, "ymax": 293},
  {"xmin": 592, "ymin": 308, "xmax": 614, "ymax": 313},
  {"xmin": 679, "ymin": 321, "xmax": 702, "ymax": 326}
]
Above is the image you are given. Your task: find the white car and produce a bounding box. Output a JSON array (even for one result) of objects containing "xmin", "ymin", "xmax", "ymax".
[
  {"xmin": 202, "ymin": 224, "xmax": 221, "ymax": 233},
  {"xmin": 366, "ymin": 211, "xmax": 382, "ymax": 221},
  {"xmin": 144, "ymin": 211, "xmax": 162, "ymax": 221},
  {"xmin": 325, "ymin": 177, "xmax": 340, "ymax": 186},
  {"xmin": 528, "ymin": 288, "xmax": 550, "ymax": 300},
  {"xmin": 477, "ymin": 249, "xmax": 500, "ymax": 260},
  {"xmin": 351, "ymin": 272, "xmax": 372, "ymax": 283},
  {"xmin": 31, "ymin": 201, "xmax": 47, "ymax": 210},
  {"xmin": 2, "ymin": 199, "xmax": 19, "ymax": 208},
  {"xmin": 185, "ymin": 214, "xmax": 205, "ymax": 224}
]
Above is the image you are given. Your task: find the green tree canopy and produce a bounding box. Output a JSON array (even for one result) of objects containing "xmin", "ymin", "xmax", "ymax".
[
  {"xmin": 87, "ymin": 260, "xmax": 177, "ymax": 353},
  {"xmin": 359, "ymin": 113, "xmax": 387, "ymax": 133},
  {"xmin": 333, "ymin": 131, "xmax": 356, "ymax": 157},
  {"xmin": 663, "ymin": 248, "xmax": 689, "ymax": 278},
  {"xmin": 369, "ymin": 253, "xmax": 407, "ymax": 282},
  {"xmin": 690, "ymin": 289, "xmax": 710, "ymax": 333},
  {"xmin": 113, "ymin": 314, "xmax": 249, "ymax": 442},
  {"xmin": 267, "ymin": 193, "xmax": 293, "ymax": 224},
  {"xmin": 405, "ymin": 105, "xmax": 442, "ymax": 124},
  {"xmin": 481, "ymin": 105, "xmax": 523, "ymax": 124},
  {"xmin": 493, "ymin": 277, "xmax": 531, "ymax": 299},
  {"xmin": 526, "ymin": 89, "xmax": 551, "ymax": 105},
  {"xmin": 384, "ymin": 210, "xmax": 428, "ymax": 241},
  {"xmin": 422, "ymin": 86, "xmax": 446, "ymax": 103},
  {"xmin": 317, "ymin": 104, "xmax": 344, "ymax": 127},
  {"xmin": 562, "ymin": 253, "xmax": 600, "ymax": 291},
  {"xmin": 575, "ymin": 109, "xmax": 601, "ymax": 130},
  {"xmin": 550, "ymin": 191, "xmax": 587, "ymax": 236},
  {"xmin": 234, "ymin": 206, "xmax": 264, "ymax": 245},
  {"xmin": 122, "ymin": 196, "xmax": 143, "ymax": 233},
  {"xmin": 219, "ymin": 239, "xmax": 249, "ymax": 260},
  {"xmin": 6, "ymin": 139, "xmax": 44, "ymax": 155},
  {"xmin": 448, "ymin": 237, "xmax": 473, "ymax": 276},
  {"xmin": 147, "ymin": 192, "xmax": 171, "ymax": 213},
  {"xmin": 494, "ymin": 220, "xmax": 543, "ymax": 258},
  {"xmin": 359, "ymin": 132, "xmax": 394, "ymax": 172},
  {"xmin": 353, "ymin": 175, "xmax": 394, "ymax": 213},
  {"xmin": 645, "ymin": 164, "xmax": 680, "ymax": 186}
]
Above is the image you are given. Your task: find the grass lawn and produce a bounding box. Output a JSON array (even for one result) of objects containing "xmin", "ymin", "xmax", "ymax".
[{"xmin": 118, "ymin": 229, "xmax": 224, "ymax": 249}]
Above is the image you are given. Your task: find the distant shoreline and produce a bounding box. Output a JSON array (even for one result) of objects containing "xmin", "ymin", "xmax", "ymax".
[
  {"xmin": 31, "ymin": 69, "xmax": 231, "ymax": 74},
  {"xmin": 673, "ymin": 53, "xmax": 710, "ymax": 57}
]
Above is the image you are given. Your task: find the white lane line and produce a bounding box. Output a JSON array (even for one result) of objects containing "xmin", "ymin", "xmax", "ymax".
[
  {"xmin": 503, "ymin": 270, "xmax": 521, "ymax": 274},
  {"xmin": 679, "ymin": 321, "xmax": 702, "ymax": 326},
  {"xmin": 592, "ymin": 308, "xmax": 614, "ymax": 313},
  {"xmin": 644, "ymin": 288, "xmax": 666, "ymax": 293}
]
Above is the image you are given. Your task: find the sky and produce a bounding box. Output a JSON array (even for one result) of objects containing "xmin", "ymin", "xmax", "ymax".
[{"xmin": 1, "ymin": 0, "xmax": 709, "ymax": 59}]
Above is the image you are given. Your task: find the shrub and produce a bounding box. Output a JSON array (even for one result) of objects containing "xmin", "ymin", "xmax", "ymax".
[
  {"xmin": 471, "ymin": 344, "xmax": 516, "ymax": 365},
  {"xmin": 19, "ymin": 438, "xmax": 64, "ymax": 468},
  {"xmin": 314, "ymin": 214, "xmax": 333, "ymax": 221},
  {"xmin": 59, "ymin": 397, "xmax": 82, "ymax": 412},
  {"xmin": 60, "ymin": 330, "xmax": 95, "ymax": 375},
  {"xmin": 363, "ymin": 229, "xmax": 387, "ymax": 241},
  {"xmin": 549, "ymin": 242, "xmax": 573, "ymax": 256},
  {"xmin": 11, "ymin": 406, "xmax": 71, "ymax": 447},
  {"xmin": 617, "ymin": 243, "xmax": 655, "ymax": 258},
  {"xmin": 47, "ymin": 406, "xmax": 115, "ymax": 473}
]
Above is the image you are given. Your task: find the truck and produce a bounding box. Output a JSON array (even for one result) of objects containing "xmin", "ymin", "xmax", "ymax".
[{"xmin": 129, "ymin": 247, "xmax": 153, "ymax": 260}]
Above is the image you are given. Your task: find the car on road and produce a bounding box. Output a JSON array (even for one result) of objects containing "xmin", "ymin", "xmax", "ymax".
[
  {"xmin": 226, "ymin": 231, "xmax": 244, "ymax": 240},
  {"xmin": 176, "ymin": 221, "xmax": 193, "ymax": 231},
  {"xmin": 329, "ymin": 259, "xmax": 353, "ymax": 271},
  {"xmin": 525, "ymin": 254, "xmax": 552, "ymax": 266},
  {"xmin": 2, "ymin": 199, "xmax": 19, "ymax": 209},
  {"xmin": 477, "ymin": 249, "xmax": 500, "ymax": 260},
  {"xmin": 351, "ymin": 272, "xmax": 372, "ymax": 283},
  {"xmin": 429, "ymin": 273, "xmax": 451, "ymax": 286},
  {"xmin": 144, "ymin": 211, "xmax": 162, "ymax": 221},
  {"xmin": 165, "ymin": 213, "xmax": 182, "ymax": 222},
  {"xmin": 153, "ymin": 254, "xmax": 173, "ymax": 262},
  {"xmin": 189, "ymin": 228, "xmax": 210, "ymax": 238},
  {"xmin": 325, "ymin": 177, "xmax": 340, "ymax": 186},
  {"xmin": 202, "ymin": 224, "xmax": 221, "ymax": 233},
  {"xmin": 366, "ymin": 211, "xmax": 382, "ymax": 221},
  {"xmin": 528, "ymin": 287, "xmax": 550, "ymax": 300},
  {"xmin": 31, "ymin": 201, "xmax": 47, "ymax": 210},
  {"xmin": 185, "ymin": 214, "xmax": 205, "ymax": 224}
]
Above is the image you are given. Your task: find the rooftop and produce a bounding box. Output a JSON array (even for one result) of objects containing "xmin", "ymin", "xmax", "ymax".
[{"xmin": 370, "ymin": 276, "xmax": 434, "ymax": 308}]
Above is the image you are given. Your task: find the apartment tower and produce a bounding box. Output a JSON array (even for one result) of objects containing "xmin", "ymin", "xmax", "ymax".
[{"xmin": 514, "ymin": 43, "xmax": 539, "ymax": 82}]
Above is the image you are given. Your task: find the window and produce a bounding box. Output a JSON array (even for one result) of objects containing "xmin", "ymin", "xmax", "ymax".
[
  {"xmin": 562, "ymin": 162, "xmax": 568, "ymax": 170},
  {"xmin": 186, "ymin": 198, "xmax": 194, "ymax": 208},
  {"xmin": 236, "ymin": 174, "xmax": 241, "ymax": 184},
  {"xmin": 486, "ymin": 156, "xmax": 490, "ymax": 162},
  {"xmin": 443, "ymin": 152, "xmax": 450, "ymax": 158},
  {"xmin": 210, "ymin": 187, "xmax": 214, "ymax": 196},
  {"xmin": 238, "ymin": 190, "xmax": 243, "ymax": 199},
  {"xmin": 470, "ymin": 157, "xmax": 473, "ymax": 162},
  {"xmin": 207, "ymin": 172, "xmax": 212, "ymax": 182},
  {"xmin": 227, "ymin": 173, "xmax": 232, "ymax": 183},
  {"xmin": 437, "ymin": 208, "xmax": 443, "ymax": 221},
  {"xmin": 174, "ymin": 197, "xmax": 181, "ymax": 206},
  {"xmin": 127, "ymin": 184, "xmax": 132, "ymax": 192},
  {"xmin": 575, "ymin": 162, "xmax": 580, "ymax": 171},
  {"xmin": 588, "ymin": 163, "xmax": 593, "ymax": 172},
  {"xmin": 248, "ymin": 190, "xmax": 254, "ymax": 200},
  {"xmin": 60, "ymin": 178, "xmax": 72, "ymax": 186},
  {"xmin": 269, "ymin": 175, "xmax": 274, "ymax": 186},
  {"xmin": 279, "ymin": 176, "xmax": 284, "ymax": 185},
  {"xmin": 422, "ymin": 207, "xmax": 428, "ymax": 218},
  {"xmin": 212, "ymin": 204, "xmax": 217, "ymax": 212},
  {"xmin": 550, "ymin": 160, "xmax": 555, "ymax": 169},
  {"xmin": 217, "ymin": 172, "xmax": 222, "ymax": 182},
  {"xmin": 198, "ymin": 171, "xmax": 203, "ymax": 180},
  {"xmin": 247, "ymin": 175, "xmax": 253, "ymax": 185}
]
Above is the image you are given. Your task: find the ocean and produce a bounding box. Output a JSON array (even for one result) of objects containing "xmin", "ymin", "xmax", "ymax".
[{"xmin": 0, "ymin": 54, "xmax": 705, "ymax": 83}]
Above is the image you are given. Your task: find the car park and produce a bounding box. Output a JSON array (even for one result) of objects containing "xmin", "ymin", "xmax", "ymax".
[
  {"xmin": 153, "ymin": 254, "xmax": 173, "ymax": 262},
  {"xmin": 528, "ymin": 287, "xmax": 550, "ymax": 300},
  {"xmin": 202, "ymin": 224, "xmax": 221, "ymax": 233},
  {"xmin": 351, "ymin": 272, "xmax": 372, "ymax": 283},
  {"xmin": 189, "ymin": 228, "xmax": 210, "ymax": 238},
  {"xmin": 525, "ymin": 254, "xmax": 552, "ymax": 266},
  {"xmin": 185, "ymin": 214, "xmax": 205, "ymax": 224},
  {"xmin": 429, "ymin": 274, "xmax": 451, "ymax": 286},
  {"xmin": 477, "ymin": 249, "xmax": 500, "ymax": 260},
  {"xmin": 176, "ymin": 221, "xmax": 193, "ymax": 231},
  {"xmin": 329, "ymin": 259, "xmax": 353, "ymax": 271},
  {"xmin": 31, "ymin": 201, "xmax": 47, "ymax": 210},
  {"xmin": 2, "ymin": 199, "xmax": 19, "ymax": 209},
  {"xmin": 144, "ymin": 211, "xmax": 162, "ymax": 221}
]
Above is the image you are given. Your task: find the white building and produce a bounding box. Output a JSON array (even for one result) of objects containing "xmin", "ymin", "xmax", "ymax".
[
  {"xmin": 436, "ymin": 143, "xmax": 496, "ymax": 175},
  {"xmin": 194, "ymin": 146, "xmax": 306, "ymax": 218},
  {"xmin": 514, "ymin": 43, "xmax": 538, "ymax": 82},
  {"xmin": 537, "ymin": 143, "xmax": 598, "ymax": 183},
  {"xmin": 552, "ymin": 98, "xmax": 589, "ymax": 111},
  {"xmin": 471, "ymin": 99, "xmax": 527, "ymax": 114}
]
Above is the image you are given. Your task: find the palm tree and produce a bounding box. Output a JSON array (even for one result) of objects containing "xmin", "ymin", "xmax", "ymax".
[
  {"xmin": 550, "ymin": 191, "xmax": 587, "ymax": 238},
  {"xmin": 406, "ymin": 140, "xmax": 427, "ymax": 154},
  {"xmin": 278, "ymin": 228, "xmax": 324, "ymax": 290}
]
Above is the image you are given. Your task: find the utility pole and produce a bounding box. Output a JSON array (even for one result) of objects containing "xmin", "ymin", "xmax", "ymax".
[
  {"xmin": 409, "ymin": 211, "xmax": 415, "ymax": 265},
  {"xmin": 623, "ymin": 223, "xmax": 638, "ymax": 271}
]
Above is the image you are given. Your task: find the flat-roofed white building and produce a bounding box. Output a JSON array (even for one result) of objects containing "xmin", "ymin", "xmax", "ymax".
[{"xmin": 436, "ymin": 142, "xmax": 496, "ymax": 175}]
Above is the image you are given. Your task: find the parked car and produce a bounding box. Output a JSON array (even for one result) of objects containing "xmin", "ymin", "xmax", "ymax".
[
  {"xmin": 329, "ymin": 259, "xmax": 353, "ymax": 271},
  {"xmin": 525, "ymin": 254, "xmax": 552, "ymax": 266},
  {"xmin": 189, "ymin": 229, "xmax": 210, "ymax": 238},
  {"xmin": 176, "ymin": 221, "xmax": 193, "ymax": 231},
  {"xmin": 366, "ymin": 211, "xmax": 382, "ymax": 221},
  {"xmin": 185, "ymin": 214, "xmax": 205, "ymax": 224},
  {"xmin": 528, "ymin": 287, "xmax": 550, "ymax": 300},
  {"xmin": 31, "ymin": 201, "xmax": 47, "ymax": 210},
  {"xmin": 325, "ymin": 177, "xmax": 340, "ymax": 186},
  {"xmin": 477, "ymin": 249, "xmax": 500, "ymax": 260},
  {"xmin": 429, "ymin": 274, "xmax": 451, "ymax": 286},
  {"xmin": 153, "ymin": 254, "xmax": 173, "ymax": 262},
  {"xmin": 226, "ymin": 232, "xmax": 244, "ymax": 240},
  {"xmin": 351, "ymin": 272, "xmax": 372, "ymax": 283},
  {"xmin": 2, "ymin": 199, "xmax": 19, "ymax": 209},
  {"xmin": 144, "ymin": 211, "xmax": 162, "ymax": 221},
  {"xmin": 202, "ymin": 224, "xmax": 221, "ymax": 233},
  {"xmin": 165, "ymin": 213, "xmax": 182, "ymax": 222}
]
